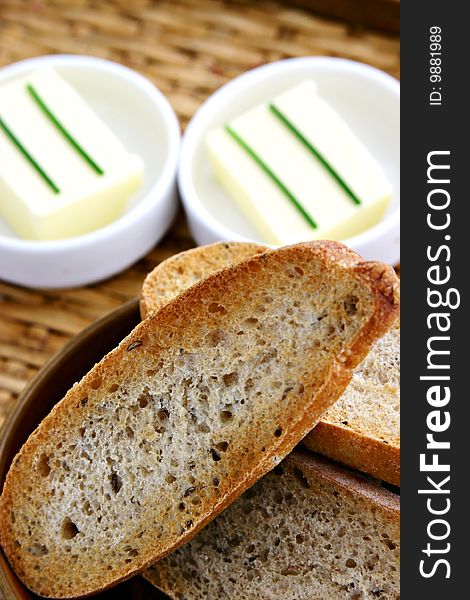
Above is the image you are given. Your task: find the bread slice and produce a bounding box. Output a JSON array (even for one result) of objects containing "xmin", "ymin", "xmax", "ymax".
[
  {"xmin": 0, "ymin": 241, "xmax": 399, "ymax": 598},
  {"xmin": 140, "ymin": 242, "xmax": 400, "ymax": 484},
  {"xmin": 145, "ymin": 449, "xmax": 400, "ymax": 600},
  {"xmin": 304, "ymin": 324, "xmax": 399, "ymax": 485}
]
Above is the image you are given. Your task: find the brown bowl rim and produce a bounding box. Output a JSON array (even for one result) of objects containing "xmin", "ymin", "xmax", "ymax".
[{"xmin": 0, "ymin": 299, "xmax": 166, "ymax": 599}]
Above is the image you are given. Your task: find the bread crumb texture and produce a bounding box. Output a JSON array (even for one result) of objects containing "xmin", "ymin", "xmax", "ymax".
[
  {"xmin": 303, "ymin": 323, "xmax": 400, "ymax": 485},
  {"xmin": 0, "ymin": 241, "xmax": 399, "ymax": 597},
  {"xmin": 142, "ymin": 242, "xmax": 400, "ymax": 485},
  {"xmin": 145, "ymin": 450, "xmax": 400, "ymax": 600},
  {"xmin": 320, "ymin": 325, "xmax": 399, "ymax": 444}
]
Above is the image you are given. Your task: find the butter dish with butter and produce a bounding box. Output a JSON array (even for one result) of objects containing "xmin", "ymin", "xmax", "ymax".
[
  {"xmin": 0, "ymin": 67, "xmax": 144, "ymax": 241},
  {"xmin": 206, "ymin": 80, "xmax": 392, "ymax": 245},
  {"xmin": 0, "ymin": 55, "xmax": 180, "ymax": 288}
]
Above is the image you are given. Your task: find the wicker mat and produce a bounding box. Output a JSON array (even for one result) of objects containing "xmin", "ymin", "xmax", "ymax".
[{"xmin": 0, "ymin": 0, "xmax": 400, "ymax": 427}]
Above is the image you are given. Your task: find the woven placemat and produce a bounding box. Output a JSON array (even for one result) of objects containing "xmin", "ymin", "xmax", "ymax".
[{"xmin": 0, "ymin": 0, "xmax": 400, "ymax": 428}]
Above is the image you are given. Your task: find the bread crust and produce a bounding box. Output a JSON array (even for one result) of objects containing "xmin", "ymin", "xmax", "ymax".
[
  {"xmin": 140, "ymin": 241, "xmax": 268, "ymax": 320},
  {"xmin": 0, "ymin": 241, "xmax": 399, "ymax": 597},
  {"xmin": 289, "ymin": 449, "xmax": 400, "ymax": 514},
  {"xmin": 303, "ymin": 421, "xmax": 400, "ymax": 486}
]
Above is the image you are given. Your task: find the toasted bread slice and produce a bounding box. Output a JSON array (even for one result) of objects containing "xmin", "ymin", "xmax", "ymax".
[
  {"xmin": 0, "ymin": 241, "xmax": 399, "ymax": 597},
  {"xmin": 145, "ymin": 449, "xmax": 400, "ymax": 600},
  {"xmin": 141, "ymin": 242, "xmax": 400, "ymax": 484},
  {"xmin": 140, "ymin": 242, "xmax": 267, "ymax": 320}
]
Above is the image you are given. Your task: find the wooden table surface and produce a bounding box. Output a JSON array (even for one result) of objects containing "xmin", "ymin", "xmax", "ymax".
[{"xmin": 0, "ymin": 0, "xmax": 400, "ymax": 429}]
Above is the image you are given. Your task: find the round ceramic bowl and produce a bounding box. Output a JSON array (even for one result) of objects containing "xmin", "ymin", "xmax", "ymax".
[
  {"xmin": 0, "ymin": 55, "xmax": 180, "ymax": 289},
  {"xmin": 178, "ymin": 57, "xmax": 400, "ymax": 264},
  {"xmin": 0, "ymin": 300, "xmax": 170, "ymax": 599}
]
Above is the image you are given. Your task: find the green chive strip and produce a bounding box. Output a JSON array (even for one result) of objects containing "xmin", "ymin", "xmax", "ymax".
[
  {"xmin": 269, "ymin": 103, "xmax": 361, "ymax": 206},
  {"xmin": 225, "ymin": 125, "xmax": 317, "ymax": 230},
  {"xmin": 27, "ymin": 84, "xmax": 104, "ymax": 176},
  {"xmin": 0, "ymin": 115, "xmax": 60, "ymax": 194}
]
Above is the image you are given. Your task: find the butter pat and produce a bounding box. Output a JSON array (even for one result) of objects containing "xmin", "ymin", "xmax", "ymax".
[
  {"xmin": 207, "ymin": 81, "xmax": 392, "ymax": 244},
  {"xmin": 0, "ymin": 68, "xmax": 143, "ymax": 240}
]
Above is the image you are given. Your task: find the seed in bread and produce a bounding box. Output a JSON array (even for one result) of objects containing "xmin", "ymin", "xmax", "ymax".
[{"xmin": 0, "ymin": 241, "xmax": 399, "ymax": 597}]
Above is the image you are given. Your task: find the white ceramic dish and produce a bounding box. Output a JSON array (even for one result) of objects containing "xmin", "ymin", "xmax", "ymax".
[
  {"xmin": 179, "ymin": 57, "xmax": 400, "ymax": 264},
  {"xmin": 0, "ymin": 55, "xmax": 180, "ymax": 288}
]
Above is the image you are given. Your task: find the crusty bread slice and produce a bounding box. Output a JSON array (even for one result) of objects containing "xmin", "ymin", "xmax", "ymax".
[
  {"xmin": 0, "ymin": 241, "xmax": 399, "ymax": 598},
  {"xmin": 140, "ymin": 242, "xmax": 400, "ymax": 484},
  {"xmin": 304, "ymin": 324, "xmax": 400, "ymax": 485},
  {"xmin": 145, "ymin": 449, "xmax": 400, "ymax": 600}
]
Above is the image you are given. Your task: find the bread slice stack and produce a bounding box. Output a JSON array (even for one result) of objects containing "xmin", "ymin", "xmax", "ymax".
[
  {"xmin": 0, "ymin": 241, "xmax": 399, "ymax": 598},
  {"xmin": 140, "ymin": 241, "xmax": 400, "ymax": 599}
]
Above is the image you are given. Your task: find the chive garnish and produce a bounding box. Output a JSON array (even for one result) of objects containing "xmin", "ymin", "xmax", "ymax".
[
  {"xmin": 27, "ymin": 84, "xmax": 104, "ymax": 175},
  {"xmin": 269, "ymin": 103, "xmax": 361, "ymax": 206},
  {"xmin": 225, "ymin": 125, "xmax": 317, "ymax": 230},
  {"xmin": 0, "ymin": 115, "xmax": 60, "ymax": 194}
]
